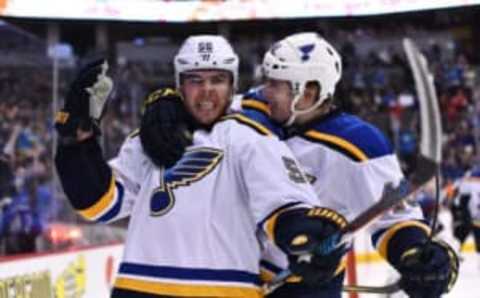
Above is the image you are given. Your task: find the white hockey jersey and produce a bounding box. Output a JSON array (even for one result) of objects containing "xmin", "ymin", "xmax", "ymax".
[
  {"xmin": 458, "ymin": 170, "xmax": 480, "ymax": 226},
  {"xmin": 87, "ymin": 113, "xmax": 318, "ymax": 297},
  {"xmin": 237, "ymin": 94, "xmax": 428, "ymax": 278}
]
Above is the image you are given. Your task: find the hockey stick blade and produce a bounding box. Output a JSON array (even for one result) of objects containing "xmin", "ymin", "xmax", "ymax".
[{"xmin": 263, "ymin": 38, "xmax": 442, "ymax": 296}]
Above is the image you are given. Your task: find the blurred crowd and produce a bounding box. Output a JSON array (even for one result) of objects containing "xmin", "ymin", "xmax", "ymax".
[
  {"xmin": 0, "ymin": 66, "xmax": 63, "ymax": 255},
  {"xmin": 1, "ymin": 21, "xmax": 479, "ymax": 256}
]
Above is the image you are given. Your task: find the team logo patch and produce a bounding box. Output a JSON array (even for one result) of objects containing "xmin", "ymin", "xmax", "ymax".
[
  {"xmin": 150, "ymin": 148, "xmax": 224, "ymax": 216},
  {"xmin": 299, "ymin": 44, "xmax": 315, "ymax": 62}
]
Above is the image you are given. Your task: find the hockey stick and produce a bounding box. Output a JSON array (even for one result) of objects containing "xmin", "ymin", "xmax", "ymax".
[
  {"xmin": 343, "ymin": 281, "xmax": 401, "ymax": 294},
  {"xmin": 263, "ymin": 38, "xmax": 442, "ymax": 295}
]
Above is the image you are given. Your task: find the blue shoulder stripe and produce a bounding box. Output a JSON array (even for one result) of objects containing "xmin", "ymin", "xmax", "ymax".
[
  {"xmin": 241, "ymin": 110, "xmax": 284, "ymax": 138},
  {"xmin": 242, "ymin": 88, "xmax": 271, "ymax": 117},
  {"xmin": 240, "ymin": 89, "xmax": 284, "ymax": 137},
  {"xmin": 303, "ymin": 112, "xmax": 393, "ymax": 161},
  {"xmin": 303, "ymin": 130, "xmax": 368, "ymax": 162}
]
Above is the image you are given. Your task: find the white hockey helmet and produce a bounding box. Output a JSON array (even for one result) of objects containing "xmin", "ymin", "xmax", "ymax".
[
  {"xmin": 174, "ymin": 35, "xmax": 239, "ymax": 90},
  {"xmin": 262, "ymin": 32, "xmax": 342, "ymax": 125}
]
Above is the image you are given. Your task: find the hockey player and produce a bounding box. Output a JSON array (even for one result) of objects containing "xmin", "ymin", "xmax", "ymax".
[
  {"xmin": 239, "ymin": 33, "xmax": 459, "ymax": 297},
  {"xmin": 452, "ymin": 168, "xmax": 480, "ymax": 265},
  {"xmin": 54, "ymin": 35, "xmax": 349, "ymax": 298}
]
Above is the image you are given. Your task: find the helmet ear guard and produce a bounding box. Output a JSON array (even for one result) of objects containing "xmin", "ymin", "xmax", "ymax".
[
  {"xmin": 262, "ymin": 32, "xmax": 342, "ymax": 125},
  {"xmin": 174, "ymin": 35, "xmax": 239, "ymax": 91}
]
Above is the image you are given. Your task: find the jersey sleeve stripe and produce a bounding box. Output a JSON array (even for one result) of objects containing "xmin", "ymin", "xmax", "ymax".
[
  {"xmin": 78, "ymin": 175, "xmax": 116, "ymax": 220},
  {"xmin": 221, "ymin": 113, "xmax": 272, "ymax": 136},
  {"xmin": 259, "ymin": 269, "xmax": 275, "ymax": 283},
  {"xmin": 97, "ymin": 182, "xmax": 125, "ymax": 222},
  {"xmin": 241, "ymin": 99, "xmax": 270, "ymax": 115},
  {"xmin": 259, "ymin": 202, "xmax": 303, "ymax": 242},
  {"xmin": 114, "ymin": 277, "xmax": 262, "ymax": 297},
  {"xmin": 264, "ymin": 211, "xmax": 282, "ymax": 243},
  {"xmin": 118, "ymin": 262, "xmax": 261, "ymax": 284},
  {"xmin": 115, "ymin": 262, "xmax": 263, "ymax": 297},
  {"xmin": 303, "ymin": 130, "xmax": 368, "ymax": 161},
  {"xmin": 376, "ymin": 220, "xmax": 431, "ymax": 260}
]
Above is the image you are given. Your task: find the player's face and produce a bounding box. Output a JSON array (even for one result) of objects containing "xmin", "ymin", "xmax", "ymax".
[
  {"xmin": 262, "ymin": 78, "xmax": 294, "ymax": 124},
  {"xmin": 180, "ymin": 70, "xmax": 232, "ymax": 126}
]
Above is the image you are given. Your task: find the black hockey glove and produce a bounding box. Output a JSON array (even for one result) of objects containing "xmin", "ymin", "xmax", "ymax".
[
  {"xmin": 55, "ymin": 59, "xmax": 113, "ymax": 145},
  {"xmin": 274, "ymin": 207, "xmax": 348, "ymax": 286},
  {"xmin": 396, "ymin": 240, "xmax": 459, "ymax": 298},
  {"xmin": 140, "ymin": 88, "xmax": 194, "ymax": 169}
]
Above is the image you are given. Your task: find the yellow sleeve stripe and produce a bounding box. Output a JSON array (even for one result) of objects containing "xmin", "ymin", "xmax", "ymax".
[
  {"xmin": 377, "ymin": 221, "xmax": 431, "ymax": 260},
  {"xmin": 78, "ymin": 175, "xmax": 116, "ymax": 220},
  {"xmin": 259, "ymin": 268, "xmax": 275, "ymax": 283},
  {"xmin": 115, "ymin": 277, "xmax": 262, "ymax": 297},
  {"xmin": 222, "ymin": 114, "xmax": 272, "ymax": 136},
  {"xmin": 304, "ymin": 130, "xmax": 368, "ymax": 161},
  {"xmin": 242, "ymin": 99, "xmax": 270, "ymax": 115},
  {"xmin": 264, "ymin": 210, "xmax": 283, "ymax": 243}
]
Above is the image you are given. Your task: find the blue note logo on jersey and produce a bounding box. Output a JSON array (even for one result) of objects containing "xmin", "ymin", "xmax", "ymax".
[
  {"xmin": 299, "ymin": 44, "xmax": 315, "ymax": 62},
  {"xmin": 150, "ymin": 147, "xmax": 224, "ymax": 216}
]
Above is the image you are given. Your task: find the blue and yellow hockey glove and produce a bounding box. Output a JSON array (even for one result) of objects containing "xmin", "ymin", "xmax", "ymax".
[{"xmin": 274, "ymin": 207, "xmax": 348, "ymax": 286}]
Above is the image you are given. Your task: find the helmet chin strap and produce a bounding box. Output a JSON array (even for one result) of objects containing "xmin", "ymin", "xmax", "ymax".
[{"xmin": 284, "ymin": 84, "xmax": 327, "ymax": 127}]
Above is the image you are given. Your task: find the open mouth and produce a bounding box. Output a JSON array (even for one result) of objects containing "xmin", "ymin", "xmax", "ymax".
[{"xmin": 197, "ymin": 100, "xmax": 215, "ymax": 111}]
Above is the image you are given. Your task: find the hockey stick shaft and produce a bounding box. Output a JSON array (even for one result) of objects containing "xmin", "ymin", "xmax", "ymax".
[
  {"xmin": 264, "ymin": 271, "xmax": 401, "ymax": 295},
  {"xmin": 343, "ymin": 280, "xmax": 401, "ymax": 294}
]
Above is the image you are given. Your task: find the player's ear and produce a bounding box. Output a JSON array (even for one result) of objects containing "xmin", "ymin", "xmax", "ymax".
[{"xmin": 303, "ymin": 81, "xmax": 321, "ymax": 106}]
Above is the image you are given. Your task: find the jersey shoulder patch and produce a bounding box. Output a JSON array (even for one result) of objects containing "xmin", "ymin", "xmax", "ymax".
[{"xmin": 302, "ymin": 112, "xmax": 393, "ymax": 162}]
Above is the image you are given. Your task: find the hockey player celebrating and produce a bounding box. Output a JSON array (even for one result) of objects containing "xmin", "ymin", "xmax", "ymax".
[
  {"xmin": 54, "ymin": 35, "xmax": 349, "ymax": 298},
  {"xmin": 240, "ymin": 32, "xmax": 459, "ymax": 297}
]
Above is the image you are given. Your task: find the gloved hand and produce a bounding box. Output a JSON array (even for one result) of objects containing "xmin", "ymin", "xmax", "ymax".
[
  {"xmin": 55, "ymin": 59, "xmax": 113, "ymax": 144},
  {"xmin": 274, "ymin": 207, "xmax": 348, "ymax": 286},
  {"xmin": 397, "ymin": 240, "xmax": 459, "ymax": 298},
  {"xmin": 140, "ymin": 88, "xmax": 194, "ymax": 168}
]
